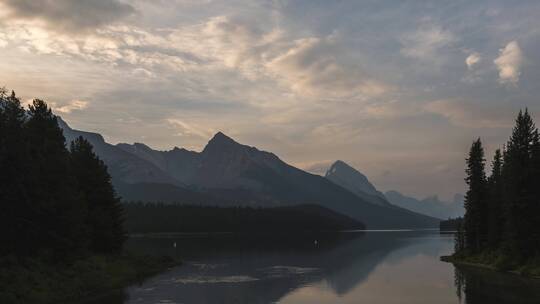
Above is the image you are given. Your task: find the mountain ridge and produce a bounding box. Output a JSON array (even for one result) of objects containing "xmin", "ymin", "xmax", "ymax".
[
  {"xmin": 58, "ymin": 118, "xmax": 440, "ymax": 229},
  {"xmin": 384, "ymin": 190, "xmax": 464, "ymax": 219}
]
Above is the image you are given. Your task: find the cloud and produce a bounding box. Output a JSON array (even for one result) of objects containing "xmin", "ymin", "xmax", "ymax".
[
  {"xmin": 424, "ymin": 99, "xmax": 511, "ymax": 129},
  {"xmin": 400, "ymin": 23, "xmax": 457, "ymax": 61},
  {"xmin": 267, "ymin": 36, "xmax": 390, "ymax": 99},
  {"xmin": 494, "ymin": 41, "xmax": 523, "ymax": 85},
  {"xmin": 465, "ymin": 52, "xmax": 481, "ymax": 69},
  {"xmin": 0, "ymin": 10, "xmax": 390, "ymax": 101},
  {"xmin": 0, "ymin": 0, "xmax": 135, "ymax": 32},
  {"xmin": 165, "ymin": 118, "xmax": 213, "ymax": 139},
  {"xmin": 54, "ymin": 100, "xmax": 89, "ymax": 113}
]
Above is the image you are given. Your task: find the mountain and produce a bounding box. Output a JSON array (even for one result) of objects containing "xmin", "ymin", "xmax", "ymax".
[
  {"xmin": 59, "ymin": 118, "xmax": 179, "ymax": 186},
  {"xmin": 325, "ymin": 160, "xmax": 391, "ymax": 207},
  {"xmin": 384, "ymin": 190, "xmax": 465, "ymax": 219},
  {"xmin": 59, "ymin": 119, "xmax": 439, "ymax": 229}
]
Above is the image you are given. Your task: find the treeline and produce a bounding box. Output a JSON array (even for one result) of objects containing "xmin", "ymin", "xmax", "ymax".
[
  {"xmin": 124, "ymin": 202, "xmax": 365, "ymax": 233},
  {"xmin": 0, "ymin": 89, "xmax": 125, "ymax": 259},
  {"xmin": 440, "ymin": 217, "xmax": 463, "ymax": 231},
  {"xmin": 456, "ymin": 109, "xmax": 540, "ymax": 265}
]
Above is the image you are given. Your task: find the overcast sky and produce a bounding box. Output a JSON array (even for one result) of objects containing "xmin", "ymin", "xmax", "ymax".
[{"xmin": 1, "ymin": 0, "xmax": 539, "ymax": 200}]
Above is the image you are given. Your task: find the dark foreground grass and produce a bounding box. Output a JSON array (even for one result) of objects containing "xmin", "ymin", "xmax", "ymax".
[
  {"xmin": 0, "ymin": 253, "xmax": 180, "ymax": 304},
  {"xmin": 441, "ymin": 252, "xmax": 540, "ymax": 278}
]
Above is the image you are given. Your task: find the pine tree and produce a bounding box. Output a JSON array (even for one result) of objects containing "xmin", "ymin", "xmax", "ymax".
[
  {"xmin": 530, "ymin": 128, "xmax": 540, "ymax": 256},
  {"xmin": 487, "ymin": 149, "xmax": 504, "ymax": 249},
  {"xmin": 25, "ymin": 99, "xmax": 87, "ymax": 256},
  {"xmin": 0, "ymin": 90, "xmax": 33, "ymax": 255},
  {"xmin": 464, "ymin": 138, "xmax": 487, "ymax": 253},
  {"xmin": 70, "ymin": 136, "xmax": 126, "ymax": 254},
  {"xmin": 502, "ymin": 109, "xmax": 538, "ymax": 258}
]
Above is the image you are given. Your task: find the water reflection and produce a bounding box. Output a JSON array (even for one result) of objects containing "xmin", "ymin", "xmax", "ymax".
[
  {"xmin": 454, "ymin": 265, "xmax": 540, "ymax": 304},
  {"xmin": 82, "ymin": 231, "xmax": 540, "ymax": 304}
]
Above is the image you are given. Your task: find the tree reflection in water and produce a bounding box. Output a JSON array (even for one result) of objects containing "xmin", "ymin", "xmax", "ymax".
[{"xmin": 454, "ymin": 265, "xmax": 540, "ymax": 304}]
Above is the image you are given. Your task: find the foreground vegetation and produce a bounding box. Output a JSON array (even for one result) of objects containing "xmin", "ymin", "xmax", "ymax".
[
  {"xmin": 446, "ymin": 109, "xmax": 540, "ymax": 278},
  {"xmin": 0, "ymin": 254, "xmax": 178, "ymax": 303}
]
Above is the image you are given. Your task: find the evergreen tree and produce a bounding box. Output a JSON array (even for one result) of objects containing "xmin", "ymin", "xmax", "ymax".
[
  {"xmin": 502, "ymin": 109, "xmax": 538, "ymax": 258},
  {"xmin": 530, "ymin": 128, "xmax": 540, "ymax": 255},
  {"xmin": 25, "ymin": 99, "xmax": 86, "ymax": 256},
  {"xmin": 464, "ymin": 138, "xmax": 487, "ymax": 253},
  {"xmin": 70, "ymin": 136, "xmax": 126, "ymax": 254},
  {"xmin": 0, "ymin": 90, "xmax": 32, "ymax": 255},
  {"xmin": 487, "ymin": 149, "xmax": 504, "ymax": 249}
]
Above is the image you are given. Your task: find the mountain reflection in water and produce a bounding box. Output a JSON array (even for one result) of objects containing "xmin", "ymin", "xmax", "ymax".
[{"xmin": 82, "ymin": 231, "xmax": 540, "ymax": 304}]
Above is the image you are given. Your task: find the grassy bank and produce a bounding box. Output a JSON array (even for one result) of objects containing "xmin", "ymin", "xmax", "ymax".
[
  {"xmin": 441, "ymin": 253, "xmax": 540, "ymax": 279},
  {"xmin": 0, "ymin": 253, "xmax": 180, "ymax": 304}
]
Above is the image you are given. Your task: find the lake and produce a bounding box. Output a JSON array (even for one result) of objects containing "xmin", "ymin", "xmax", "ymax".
[{"xmin": 87, "ymin": 231, "xmax": 540, "ymax": 304}]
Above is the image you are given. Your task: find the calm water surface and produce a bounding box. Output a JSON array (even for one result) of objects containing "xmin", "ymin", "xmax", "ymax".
[{"xmin": 88, "ymin": 231, "xmax": 540, "ymax": 304}]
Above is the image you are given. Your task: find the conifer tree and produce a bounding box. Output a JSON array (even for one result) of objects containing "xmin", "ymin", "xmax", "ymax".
[
  {"xmin": 70, "ymin": 136, "xmax": 126, "ymax": 254},
  {"xmin": 0, "ymin": 90, "xmax": 32, "ymax": 255},
  {"xmin": 502, "ymin": 109, "xmax": 538, "ymax": 258},
  {"xmin": 487, "ymin": 149, "xmax": 504, "ymax": 249},
  {"xmin": 464, "ymin": 138, "xmax": 487, "ymax": 253},
  {"xmin": 25, "ymin": 99, "xmax": 86, "ymax": 256},
  {"xmin": 530, "ymin": 128, "xmax": 540, "ymax": 255}
]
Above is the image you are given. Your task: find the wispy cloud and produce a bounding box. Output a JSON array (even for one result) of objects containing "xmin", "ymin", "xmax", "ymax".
[
  {"xmin": 424, "ymin": 99, "xmax": 512, "ymax": 129},
  {"xmin": 54, "ymin": 100, "xmax": 89, "ymax": 113},
  {"xmin": 400, "ymin": 23, "xmax": 457, "ymax": 63},
  {"xmin": 0, "ymin": 0, "xmax": 135, "ymax": 32}
]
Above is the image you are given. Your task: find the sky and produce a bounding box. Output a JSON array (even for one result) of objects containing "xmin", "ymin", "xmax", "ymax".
[{"xmin": 1, "ymin": 0, "xmax": 539, "ymax": 200}]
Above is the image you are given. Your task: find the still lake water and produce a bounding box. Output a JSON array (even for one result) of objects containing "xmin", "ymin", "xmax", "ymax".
[{"xmin": 89, "ymin": 231, "xmax": 540, "ymax": 304}]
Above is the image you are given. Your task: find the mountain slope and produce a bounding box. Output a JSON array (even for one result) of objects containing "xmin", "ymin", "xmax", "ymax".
[
  {"xmin": 114, "ymin": 132, "xmax": 439, "ymax": 228},
  {"xmin": 59, "ymin": 118, "xmax": 180, "ymax": 186},
  {"xmin": 325, "ymin": 160, "xmax": 391, "ymax": 207},
  {"xmin": 385, "ymin": 190, "xmax": 464, "ymax": 219},
  {"xmin": 59, "ymin": 119, "xmax": 439, "ymax": 228}
]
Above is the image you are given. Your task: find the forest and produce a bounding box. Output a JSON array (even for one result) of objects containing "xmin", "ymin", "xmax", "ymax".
[
  {"xmin": 0, "ymin": 89, "xmax": 125, "ymax": 258},
  {"xmin": 124, "ymin": 202, "xmax": 364, "ymax": 233},
  {"xmin": 454, "ymin": 109, "xmax": 540, "ymax": 275},
  {"xmin": 0, "ymin": 90, "xmax": 177, "ymax": 303}
]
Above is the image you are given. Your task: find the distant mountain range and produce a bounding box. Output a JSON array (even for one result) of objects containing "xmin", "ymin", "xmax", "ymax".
[
  {"xmin": 59, "ymin": 118, "xmax": 439, "ymax": 229},
  {"xmin": 384, "ymin": 191, "xmax": 464, "ymax": 219},
  {"xmin": 322, "ymin": 159, "xmax": 464, "ymax": 219}
]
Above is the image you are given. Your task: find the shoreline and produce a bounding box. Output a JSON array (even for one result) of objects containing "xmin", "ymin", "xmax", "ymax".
[
  {"xmin": 440, "ymin": 255, "xmax": 540, "ymax": 280},
  {"xmin": 0, "ymin": 253, "xmax": 182, "ymax": 304}
]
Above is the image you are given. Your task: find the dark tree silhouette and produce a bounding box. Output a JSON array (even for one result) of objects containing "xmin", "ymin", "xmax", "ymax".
[
  {"xmin": 456, "ymin": 109, "xmax": 540, "ymax": 267},
  {"xmin": 70, "ymin": 136, "xmax": 126, "ymax": 254},
  {"xmin": 502, "ymin": 109, "xmax": 538, "ymax": 258},
  {"xmin": 464, "ymin": 138, "xmax": 487, "ymax": 253},
  {"xmin": 1, "ymin": 91, "xmax": 127, "ymax": 258},
  {"xmin": 24, "ymin": 99, "xmax": 87, "ymax": 256},
  {"xmin": 487, "ymin": 149, "xmax": 504, "ymax": 249},
  {"xmin": 0, "ymin": 90, "xmax": 31, "ymax": 255}
]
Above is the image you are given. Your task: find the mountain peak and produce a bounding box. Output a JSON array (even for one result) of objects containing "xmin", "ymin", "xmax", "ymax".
[
  {"xmin": 326, "ymin": 160, "xmax": 361, "ymax": 177},
  {"xmin": 325, "ymin": 160, "xmax": 389, "ymax": 205},
  {"xmin": 203, "ymin": 131, "xmax": 241, "ymax": 153},
  {"xmin": 212, "ymin": 131, "xmax": 233, "ymax": 140}
]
